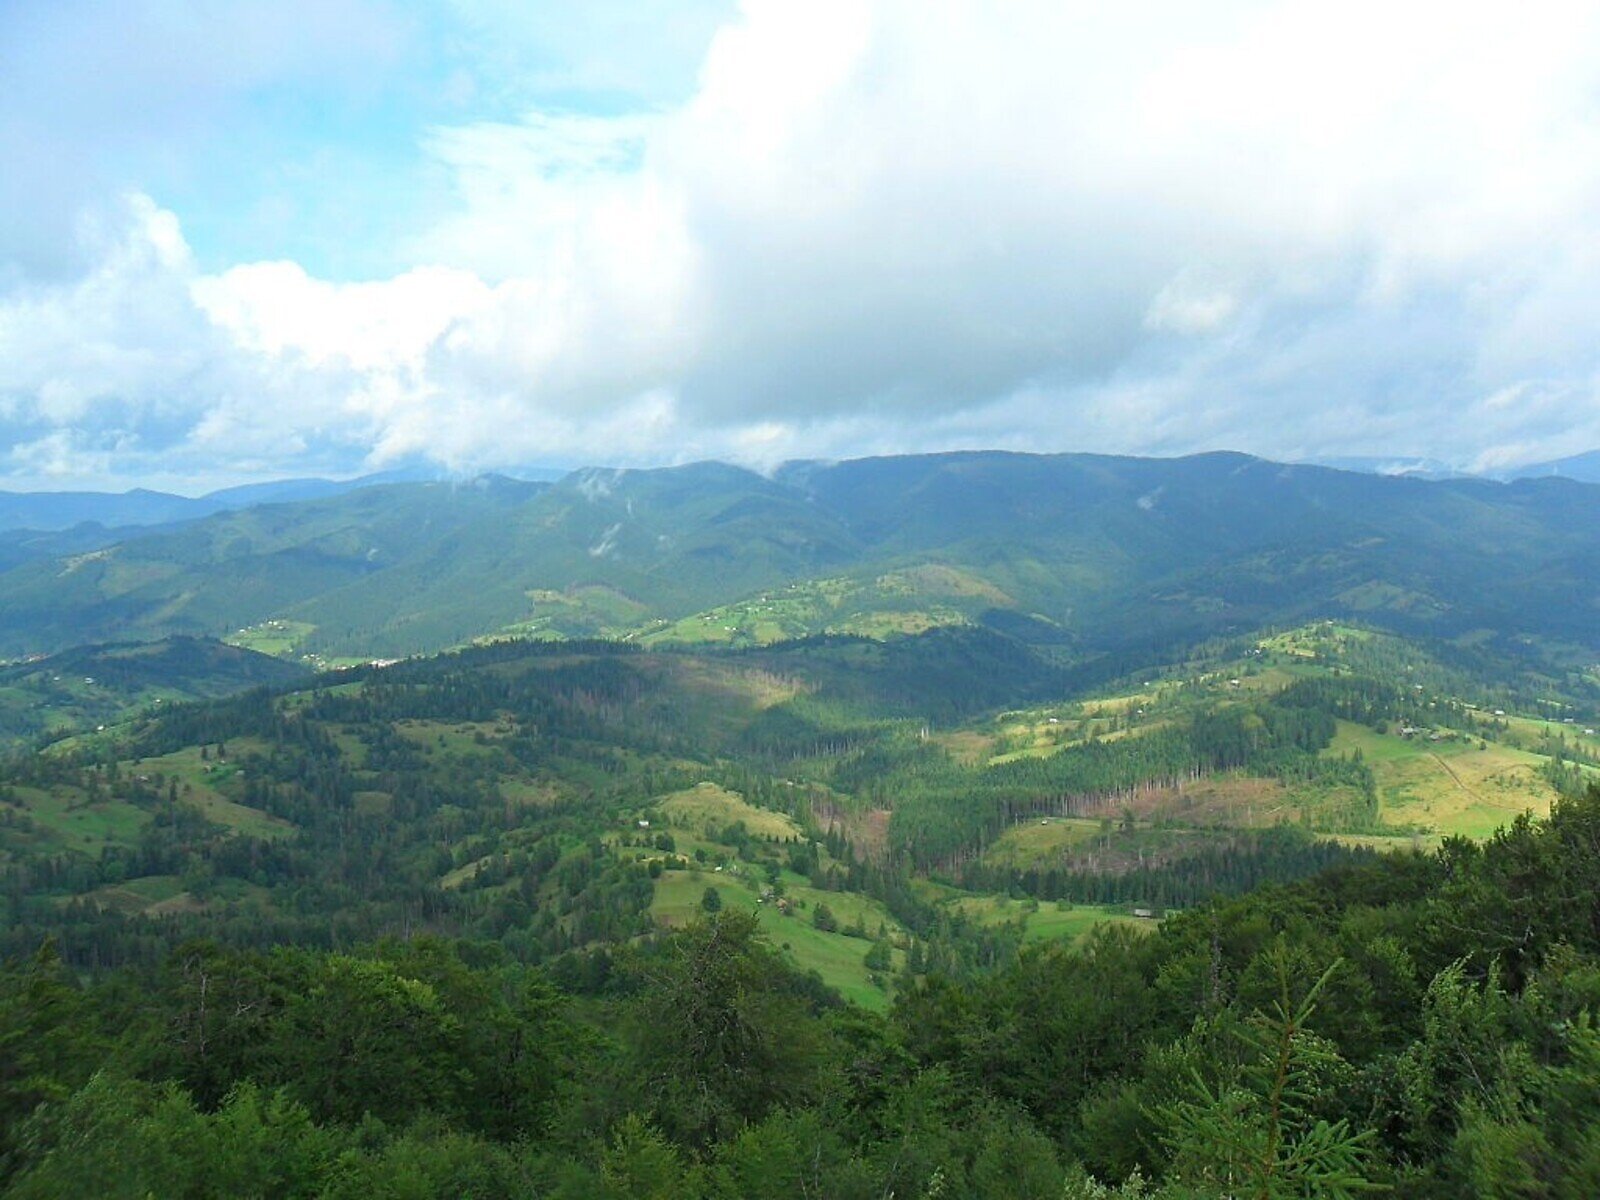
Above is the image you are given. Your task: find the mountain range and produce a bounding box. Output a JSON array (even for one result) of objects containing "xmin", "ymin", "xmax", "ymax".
[
  {"xmin": 0, "ymin": 449, "xmax": 1592, "ymax": 537},
  {"xmin": 1300, "ymin": 448, "xmax": 1600, "ymax": 484},
  {"xmin": 0, "ymin": 450, "xmax": 1595, "ymax": 667}
]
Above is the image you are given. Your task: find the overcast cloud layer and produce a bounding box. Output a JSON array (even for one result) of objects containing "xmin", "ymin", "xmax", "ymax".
[{"xmin": 3, "ymin": 0, "xmax": 1600, "ymax": 490}]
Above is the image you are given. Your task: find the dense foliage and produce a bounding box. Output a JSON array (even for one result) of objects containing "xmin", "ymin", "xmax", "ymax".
[
  {"xmin": 0, "ymin": 634, "xmax": 1402, "ymax": 972},
  {"xmin": 1, "ymin": 619, "xmax": 1597, "ymax": 1197},
  {"xmin": 4, "ymin": 786, "xmax": 1600, "ymax": 1196}
]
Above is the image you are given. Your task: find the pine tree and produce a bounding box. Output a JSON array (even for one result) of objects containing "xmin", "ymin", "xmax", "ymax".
[{"xmin": 1159, "ymin": 945, "xmax": 1378, "ymax": 1198}]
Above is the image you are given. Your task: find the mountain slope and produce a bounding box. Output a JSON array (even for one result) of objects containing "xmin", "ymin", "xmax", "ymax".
[
  {"xmin": 0, "ymin": 479, "xmax": 547, "ymax": 657},
  {"xmin": 784, "ymin": 451, "xmax": 1600, "ymax": 646},
  {"xmin": 0, "ymin": 636, "xmax": 309, "ymax": 745},
  {"xmin": 271, "ymin": 462, "xmax": 863, "ymax": 656},
  {"xmin": 0, "ymin": 451, "xmax": 1595, "ymax": 661},
  {"xmin": 1506, "ymin": 448, "xmax": 1600, "ymax": 484}
]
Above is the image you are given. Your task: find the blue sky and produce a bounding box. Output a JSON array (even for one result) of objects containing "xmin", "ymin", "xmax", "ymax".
[
  {"xmin": 1, "ymin": 1, "xmax": 734, "ymax": 280},
  {"xmin": 2, "ymin": 0, "xmax": 1599, "ymax": 492}
]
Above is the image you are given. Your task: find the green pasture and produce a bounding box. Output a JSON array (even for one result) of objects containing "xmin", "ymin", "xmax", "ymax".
[
  {"xmin": 651, "ymin": 869, "xmax": 905, "ymax": 1009},
  {"xmin": 226, "ymin": 619, "xmax": 316, "ymax": 657},
  {"xmin": 134, "ymin": 744, "xmax": 294, "ymax": 839},
  {"xmin": 1328, "ymin": 720, "xmax": 1557, "ymax": 838},
  {"xmin": 981, "ymin": 817, "xmax": 1106, "ymax": 869},
  {"xmin": 8, "ymin": 784, "xmax": 150, "ymax": 854},
  {"xmin": 923, "ymin": 885, "xmax": 1148, "ymax": 945},
  {"xmin": 654, "ymin": 782, "xmax": 805, "ymax": 842}
]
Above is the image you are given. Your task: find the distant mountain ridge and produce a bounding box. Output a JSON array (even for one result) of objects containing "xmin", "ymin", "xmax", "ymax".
[
  {"xmin": 1297, "ymin": 449, "xmax": 1600, "ymax": 484},
  {"xmin": 1504, "ymin": 449, "xmax": 1600, "ymax": 484},
  {"xmin": 0, "ymin": 465, "xmax": 569, "ymax": 534},
  {"xmin": 1293, "ymin": 455, "xmax": 1467, "ymax": 480},
  {"xmin": 0, "ymin": 450, "xmax": 1595, "ymax": 663}
]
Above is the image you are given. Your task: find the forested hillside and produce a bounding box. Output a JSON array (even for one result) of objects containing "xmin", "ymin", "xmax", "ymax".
[
  {"xmin": 0, "ymin": 638, "xmax": 308, "ymax": 748},
  {"xmin": 0, "ymin": 452, "xmax": 1596, "ymax": 663},
  {"xmin": 0, "ymin": 613, "xmax": 1597, "ymax": 1194},
  {"xmin": 3, "ymin": 622, "xmax": 1592, "ymax": 965},
  {"xmin": 8, "ymin": 778, "xmax": 1600, "ymax": 1196},
  {"xmin": 13, "ymin": 0, "xmax": 1600, "ymax": 1191},
  {"xmin": 0, "ymin": 457, "xmax": 1598, "ymax": 1197},
  {"xmin": 0, "ymin": 478, "xmax": 547, "ymax": 659}
]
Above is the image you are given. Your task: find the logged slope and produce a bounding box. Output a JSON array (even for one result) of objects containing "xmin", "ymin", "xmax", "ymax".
[{"xmin": 0, "ymin": 450, "xmax": 1596, "ymax": 660}]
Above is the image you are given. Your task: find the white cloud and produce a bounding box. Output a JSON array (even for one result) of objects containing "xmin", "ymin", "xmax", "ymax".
[
  {"xmin": 1145, "ymin": 272, "xmax": 1241, "ymax": 336},
  {"xmin": 0, "ymin": 195, "xmax": 210, "ymax": 425},
  {"xmin": 193, "ymin": 261, "xmax": 492, "ymax": 371},
  {"xmin": 5, "ymin": 0, "xmax": 1600, "ymax": 487}
]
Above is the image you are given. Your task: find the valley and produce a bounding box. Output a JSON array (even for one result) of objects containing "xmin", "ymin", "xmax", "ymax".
[
  {"xmin": 2, "ymin": 609, "xmax": 1590, "ymax": 1000},
  {"xmin": 3, "ymin": 452, "xmax": 1600, "ymax": 1197}
]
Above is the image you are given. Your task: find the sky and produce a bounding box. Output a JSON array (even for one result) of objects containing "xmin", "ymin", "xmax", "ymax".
[{"xmin": 2, "ymin": 0, "xmax": 1600, "ymax": 493}]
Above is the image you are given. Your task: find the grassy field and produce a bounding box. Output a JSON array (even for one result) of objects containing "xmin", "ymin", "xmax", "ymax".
[
  {"xmin": 644, "ymin": 596, "xmax": 963, "ymax": 647},
  {"xmin": 7, "ymin": 784, "xmax": 150, "ymax": 854},
  {"xmin": 642, "ymin": 777, "xmax": 909, "ymax": 1012},
  {"xmin": 654, "ymin": 782, "xmax": 805, "ymax": 841},
  {"xmin": 71, "ymin": 874, "xmax": 272, "ymax": 917},
  {"xmin": 440, "ymin": 854, "xmax": 498, "ymax": 890},
  {"xmin": 226, "ymin": 619, "xmax": 316, "ymax": 657},
  {"xmin": 641, "ymin": 577, "xmax": 862, "ymax": 646},
  {"xmin": 1328, "ymin": 720, "xmax": 1558, "ymax": 838},
  {"xmin": 134, "ymin": 744, "xmax": 294, "ymax": 840},
  {"xmin": 1018, "ymin": 903, "xmax": 1149, "ymax": 944},
  {"xmin": 749, "ymin": 902, "xmax": 900, "ymax": 1008},
  {"xmin": 650, "ymin": 869, "xmax": 904, "ymax": 1009},
  {"xmin": 70, "ymin": 873, "xmax": 186, "ymax": 914},
  {"xmin": 394, "ymin": 719, "xmax": 509, "ymax": 754},
  {"xmin": 638, "ymin": 566, "xmax": 1003, "ymax": 648},
  {"xmin": 982, "ymin": 817, "xmax": 1107, "ymax": 868},
  {"xmin": 924, "ymin": 886, "xmax": 1148, "ymax": 945},
  {"xmin": 985, "ymin": 691, "xmax": 1152, "ymax": 758},
  {"xmin": 495, "ymin": 585, "xmax": 651, "ymax": 641},
  {"xmin": 1497, "ymin": 713, "xmax": 1600, "ymax": 758},
  {"xmin": 1258, "ymin": 623, "xmax": 1375, "ymax": 660}
]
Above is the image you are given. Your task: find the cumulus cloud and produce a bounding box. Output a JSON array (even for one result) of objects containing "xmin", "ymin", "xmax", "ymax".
[{"xmin": 3, "ymin": 0, "xmax": 1600, "ymax": 487}]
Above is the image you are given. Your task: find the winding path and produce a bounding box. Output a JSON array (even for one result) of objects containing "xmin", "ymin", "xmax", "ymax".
[{"xmin": 1429, "ymin": 751, "xmax": 1483, "ymax": 804}]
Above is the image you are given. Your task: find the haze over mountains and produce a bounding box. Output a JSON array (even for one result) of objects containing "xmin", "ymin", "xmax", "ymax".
[
  {"xmin": 2, "ymin": 451, "xmax": 1592, "ymax": 538},
  {"xmin": 1299, "ymin": 448, "xmax": 1600, "ymax": 484},
  {"xmin": 0, "ymin": 449, "xmax": 1595, "ymax": 666},
  {"xmin": 1507, "ymin": 448, "xmax": 1600, "ymax": 484},
  {"xmin": 0, "ymin": 466, "xmax": 576, "ymax": 534}
]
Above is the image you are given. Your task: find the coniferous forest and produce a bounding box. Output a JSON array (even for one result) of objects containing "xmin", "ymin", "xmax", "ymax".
[
  {"xmin": 1, "ymin": 620, "xmax": 1598, "ymax": 1198},
  {"xmin": 8, "ymin": 787, "xmax": 1600, "ymax": 1196}
]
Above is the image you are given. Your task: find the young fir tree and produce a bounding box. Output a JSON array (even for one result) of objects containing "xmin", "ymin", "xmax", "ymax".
[{"xmin": 1157, "ymin": 945, "xmax": 1378, "ymax": 1199}]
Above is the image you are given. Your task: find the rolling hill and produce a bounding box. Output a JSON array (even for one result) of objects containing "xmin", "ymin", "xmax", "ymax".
[{"xmin": 0, "ymin": 636, "xmax": 309, "ymax": 746}]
